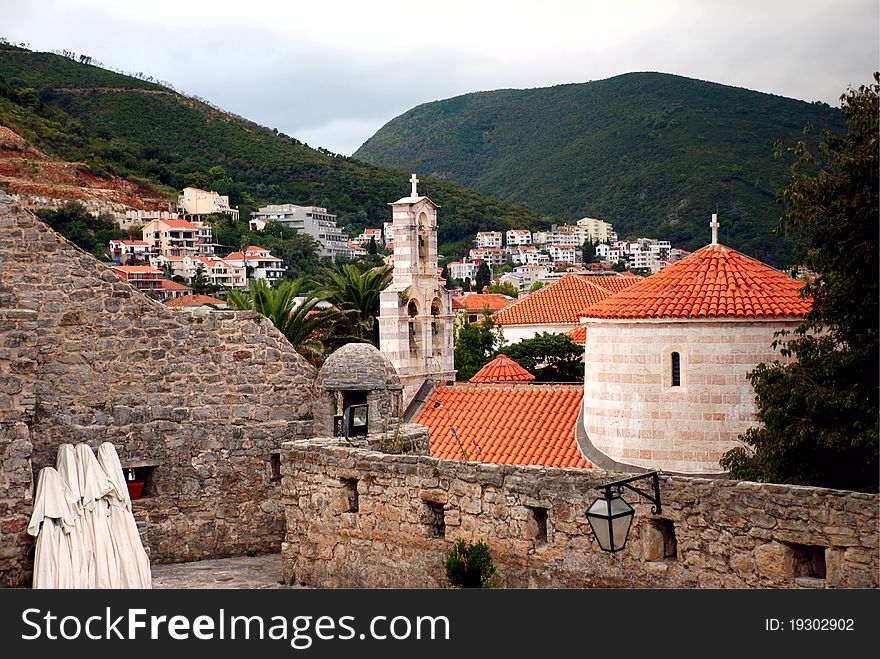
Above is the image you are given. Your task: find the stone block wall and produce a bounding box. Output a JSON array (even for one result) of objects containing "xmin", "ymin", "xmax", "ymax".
[
  {"xmin": 0, "ymin": 194, "xmax": 316, "ymax": 586},
  {"xmin": 281, "ymin": 438, "xmax": 878, "ymax": 589},
  {"xmin": 583, "ymin": 318, "xmax": 801, "ymax": 474}
]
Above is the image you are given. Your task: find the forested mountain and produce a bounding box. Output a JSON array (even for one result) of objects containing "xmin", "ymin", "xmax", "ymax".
[
  {"xmin": 355, "ymin": 72, "xmax": 847, "ymax": 265},
  {"xmin": 0, "ymin": 43, "xmax": 553, "ymax": 258}
]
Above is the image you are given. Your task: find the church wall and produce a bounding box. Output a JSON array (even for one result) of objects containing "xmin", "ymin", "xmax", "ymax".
[
  {"xmin": 582, "ymin": 318, "xmax": 801, "ymax": 473},
  {"xmin": 0, "ymin": 195, "xmax": 315, "ymax": 586},
  {"xmin": 281, "ymin": 438, "xmax": 878, "ymax": 588}
]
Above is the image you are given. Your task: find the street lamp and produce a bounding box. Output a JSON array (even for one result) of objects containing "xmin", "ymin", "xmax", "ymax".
[{"xmin": 586, "ymin": 472, "xmax": 662, "ymax": 553}]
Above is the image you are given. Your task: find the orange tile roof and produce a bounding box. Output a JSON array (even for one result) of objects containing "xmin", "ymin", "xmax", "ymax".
[
  {"xmin": 582, "ymin": 244, "xmax": 812, "ymax": 319},
  {"xmin": 491, "ymin": 274, "xmax": 640, "ymax": 326},
  {"xmin": 452, "ymin": 293, "xmax": 514, "ymax": 313},
  {"xmin": 565, "ymin": 325, "xmax": 587, "ymax": 344},
  {"xmin": 470, "ymin": 354, "xmax": 535, "ymax": 382},
  {"xmin": 415, "ymin": 383, "xmax": 590, "ymax": 468},
  {"xmin": 159, "ymin": 279, "xmax": 192, "ymax": 291},
  {"xmin": 225, "ymin": 251, "xmax": 245, "ymax": 260},
  {"xmin": 160, "ymin": 219, "xmax": 200, "ymax": 229},
  {"xmin": 164, "ymin": 294, "xmax": 225, "ymax": 307}
]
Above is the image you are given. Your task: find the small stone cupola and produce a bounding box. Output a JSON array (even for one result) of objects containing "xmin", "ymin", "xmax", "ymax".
[{"xmin": 313, "ymin": 343, "xmax": 404, "ymax": 438}]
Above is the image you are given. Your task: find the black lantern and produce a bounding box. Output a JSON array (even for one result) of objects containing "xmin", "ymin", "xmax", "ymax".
[{"xmin": 586, "ymin": 472, "xmax": 662, "ymax": 553}]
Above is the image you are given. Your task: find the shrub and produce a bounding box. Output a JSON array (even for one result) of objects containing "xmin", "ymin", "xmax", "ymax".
[{"xmin": 444, "ymin": 540, "xmax": 496, "ymax": 588}]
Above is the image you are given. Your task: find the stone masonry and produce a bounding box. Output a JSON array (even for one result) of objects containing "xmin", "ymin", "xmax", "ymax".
[
  {"xmin": 0, "ymin": 193, "xmax": 315, "ymax": 587},
  {"xmin": 281, "ymin": 438, "xmax": 878, "ymax": 589}
]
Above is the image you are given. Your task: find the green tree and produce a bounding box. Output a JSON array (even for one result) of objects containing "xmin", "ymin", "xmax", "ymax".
[
  {"xmin": 454, "ymin": 317, "xmax": 501, "ymax": 381},
  {"xmin": 35, "ymin": 201, "xmax": 125, "ymax": 259},
  {"xmin": 445, "ymin": 540, "xmax": 496, "ymax": 588},
  {"xmin": 720, "ymin": 75, "xmax": 879, "ymax": 493},
  {"xmin": 224, "ymin": 278, "xmax": 337, "ymax": 363},
  {"xmin": 190, "ymin": 263, "xmax": 209, "ymax": 294},
  {"xmin": 529, "ymin": 280, "xmax": 545, "ymax": 293},
  {"xmin": 319, "ymin": 263, "xmax": 392, "ymax": 349},
  {"xmin": 367, "ymin": 236, "xmax": 378, "ymax": 254},
  {"xmin": 487, "ymin": 281, "xmax": 518, "ymax": 298},
  {"xmin": 581, "ymin": 239, "xmax": 596, "ymax": 263},
  {"xmin": 475, "ymin": 262, "xmax": 491, "ymax": 293},
  {"xmin": 499, "ymin": 332, "xmax": 584, "ymax": 382}
]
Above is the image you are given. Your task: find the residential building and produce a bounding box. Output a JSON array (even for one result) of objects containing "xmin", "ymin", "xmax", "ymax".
[
  {"xmin": 474, "ymin": 231, "xmax": 503, "ymax": 249},
  {"xmin": 533, "ymin": 229, "xmax": 580, "ymax": 247},
  {"xmin": 109, "ymin": 239, "xmax": 151, "ymax": 263},
  {"xmin": 142, "ymin": 218, "xmax": 216, "ymax": 257},
  {"xmin": 548, "ymin": 244, "xmax": 578, "ymax": 264},
  {"xmin": 156, "ymin": 279, "xmax": 193, "ymax": 302},
  {"xmin": 448, "ymin": 260, "xmax": 479, "ymax": 282},
  {"xmin": 468, "ymin": 248, "xmax": 506, "ymax": 267},
  {"xmin": 512, "ymin": 265, "xmax": 549, "ymax": 292},
  {"xmin": 352, "ymin": 228, "xmax": 383, "ymax": 247},
  {"xmin": 383, "ymin": 221, "xmax": 395, "ymax": 247},
  {"xmin": 223, "ymin": 246, "xmax": 287, "ymax": 283},
  {"xmin": 110, "ymin": 265, "xmax": 164, "ymax": 293},
  {"xmin": 250, "ymin": 204, "xmax": 350, "ymax": 259},
  {"xmin": 153, "ymin": 255, "xmax": 246, "ymax": 289},
  {"xmin": 505, "ymin": 229, "xmax": 532, "ymax": 246},
  {"xmin": 112, "ymin": 209, "xmax": 177, "ymax": 232},
  {"xmin": 177, "ymin": 187, "xmax": 239, "ymax": 222},
  {"xmin": 576, "ymin": 217, "xmax": 617, "ymax": 245}
]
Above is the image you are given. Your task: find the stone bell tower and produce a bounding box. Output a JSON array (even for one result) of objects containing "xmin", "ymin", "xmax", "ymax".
[{"xmin": 378, "ymin": 174, "xmax": 455, "ymax": 405}]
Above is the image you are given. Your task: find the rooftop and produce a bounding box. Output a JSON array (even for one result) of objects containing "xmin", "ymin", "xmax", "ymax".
[
  {"xmin": 582, "ymin": 244, "xmax": 811, "ymax": 319},
  {"xmin": 491, "ymin": 274, "xmax": 640, "ymax": 326},
  {"xmin": 414, "ymin": 383, "xmax": 589, "ymax": 468},
  {"xmin": 470, "ymin": 354, "xmax": 535, "ymax": 383},
  {"xmin": 564, "ymin": 325, "xmax": 587, "ymax": 344},
  {"xmin": 451, "ymin": 293, "xmax": 515, "ymax": 313}
]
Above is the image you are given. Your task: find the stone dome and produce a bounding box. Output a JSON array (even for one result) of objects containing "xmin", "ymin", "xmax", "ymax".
[{"xmin": 318, "ymin": 342, "xmax": 401, "ymax": 391}]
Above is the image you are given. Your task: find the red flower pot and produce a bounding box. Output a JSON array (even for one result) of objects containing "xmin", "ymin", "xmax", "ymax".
[{"xmin": 127, "ymin": 481, "xmax": 144, "ymax": 500}]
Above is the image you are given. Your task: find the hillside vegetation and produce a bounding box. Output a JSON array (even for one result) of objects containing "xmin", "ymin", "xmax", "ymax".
[
  {"xmin": 0, "ymin": 43, "xmax": 552, "ymax": 257},
  {"xmin": 355, "ymin": 73, "xmax": 847, "ymax": 265}
]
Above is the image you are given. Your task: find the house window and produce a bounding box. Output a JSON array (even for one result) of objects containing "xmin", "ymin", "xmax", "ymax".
[{"xmin": 671, "ymin": 352, "xmax": 681, "ymax": 387}]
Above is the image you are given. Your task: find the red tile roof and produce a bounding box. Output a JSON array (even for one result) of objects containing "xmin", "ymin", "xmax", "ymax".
[
  {"xmin": 491, "ymin": 274, "xmax": 640, "ymax": 325},
  {"xmin": 470, "ymin": 354, "xmax": 535, "ymax": 382},
  {"xmin": 452, "ymin": 293, "xmax": 514, "ymax": 313},
  {"xmin": 164, "ymin": 294, "xmax": 225, "ymax": 307},
  {"xmin": 111, "ymin": 265, "xmax": 162, "ymax": 274},
  {"xmin": 159, "ymin": 279, "xmax": 192, "ymax": 291},
  {"xmin": 415, "ymin": 383, "xmax": 590, "ymax": 468},
  {"xmin": 159, "ymin": 219, "xmax": 200, "ymax": 229},
  {"xmin": 565, "ymin": 325, "xmax": 587, "ymax": 344},
  {"xmin": 582, "ymin": 244, "xmax": 812, "ymax": 319}
]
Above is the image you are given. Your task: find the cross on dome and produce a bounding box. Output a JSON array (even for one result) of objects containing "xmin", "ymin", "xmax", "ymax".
[
  {"xmin": 409, "ymin": 173, "xmax": 419, "ymax": 198},
  {"xmin": 710, "ymin": 213, "xmax": 720, "ymax": 245}
]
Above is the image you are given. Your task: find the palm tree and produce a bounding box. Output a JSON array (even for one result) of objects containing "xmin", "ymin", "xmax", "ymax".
[
  {"xmin": 318, "ymin": 263, "xmax": 391, "ymax": 349},
  {"xmin": 224, "ymin": 278, "xmax": 338, "ymax": 362}
]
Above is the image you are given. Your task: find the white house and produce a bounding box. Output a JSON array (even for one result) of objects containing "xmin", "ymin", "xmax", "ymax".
[
  {"xmin": 505, "ymin": 229, "xmax": 532, "ymax": 246},
  {"xmin": 475, "ymin": 231, "xmax": 503, "ymax": 249}
]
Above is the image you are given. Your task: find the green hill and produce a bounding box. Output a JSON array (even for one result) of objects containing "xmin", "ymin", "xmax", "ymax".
[
  {"xmin": 0, "ymin": 43, "xmax": 552, "ymax": 258},
  {"xmin": 355, "ymin": 72, "xmax": 847, "ymax": 266}
]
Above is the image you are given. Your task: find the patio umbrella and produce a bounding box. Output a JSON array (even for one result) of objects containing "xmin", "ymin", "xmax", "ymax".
[
  {"xmin": 27, "ymin": 467, "xmax": 77, "ymax": 588},
  {"xmin": 55, "ymin": 444, "xmax": 88, "ymax": 588},
  {"xmin": 76, "ymin": 443, "xmax": 119, "ymax": 588},
  {"xmin": 97, "ymin": 442, "xmax": 152, "ymax": 588}
]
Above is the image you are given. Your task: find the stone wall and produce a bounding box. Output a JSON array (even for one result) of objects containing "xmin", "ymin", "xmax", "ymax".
[
  {"xmin": 281, "ymin": 438, "xmax": 878, "ymax": 589},
  {"xmin": 583, "ymin": 318, "xmax": 801, "ymax": 474},
  {"xmin": 0, "ymin": 194, "xmax": 316, "ymax": 586}
]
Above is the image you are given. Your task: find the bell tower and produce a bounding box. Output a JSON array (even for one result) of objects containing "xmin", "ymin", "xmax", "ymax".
[{"xmin": 378, "ymin": 174, "xmax": 455, "ymax": 405}]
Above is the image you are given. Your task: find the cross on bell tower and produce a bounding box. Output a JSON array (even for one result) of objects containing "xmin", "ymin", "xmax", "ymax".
[
  {"xmin": 710, "ymin": 213, "xmax": 720, "ymax": 245},
  {"xmin": 409, "ymin": 173, "xmax": 419, "ymax": 198}
]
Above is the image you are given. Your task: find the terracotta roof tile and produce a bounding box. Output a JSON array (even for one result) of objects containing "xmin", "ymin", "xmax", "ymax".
[
  {"xmin": 582, "ymin": 244, "xmax": 811, "ymax": 319},
  {"xmin": 492, "ymin": 274, "xmax": 640, "ymax": 325},
  {"xmin": 452, "ymin": 293, "xmax": 515, "ymax": 313},
  {"xmin": 164, "ymin": 294, "xmax": 225, "ymax": 307},
  {"xmin": 565, "ymin": 325, "xmax": 587, "ymax": 344},
  {"xmin": 158, "ymin": 279, "xmax": 192, "ymax": 291},
  {"xmin": 159, "ymin": 219, "xmax": 200, "ymax": 229},
  {"xmin": 470, "ymin": 354, "xmax": 535, "ymax": 382},
  {"xmin": 415, "ymin": 383, "xmax": 589, "ymax": 469}
]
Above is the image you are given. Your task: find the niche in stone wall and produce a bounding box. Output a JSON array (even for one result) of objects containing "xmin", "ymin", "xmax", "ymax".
[
  {"xmin": 269, "ymin": 453, "xmax": 282, "ymax": 482},
  {"xmin": 422, "ymin": 500, "xmax": 446, "ymax": 539},
  {"xmin": 527, "ymin": 506, "xmax": 549, "ymax": 545},
  {"xmin": 641, "ymin": 518, "xmax": 677, "ymax": 561},
  {"xmin": 123, "ymin": 463, "xmax": 159, "ymax": 500},
  {"xmin": 785, "ymin": 542, "xmax": 826, "ymax": 580},
  {"xmin": 340, "ymin": 478, "xmax": 359, "ymax": 513}
]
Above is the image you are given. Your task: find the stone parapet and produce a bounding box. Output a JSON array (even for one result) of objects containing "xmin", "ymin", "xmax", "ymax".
[{"xmin": 281, "ymin": 439, "xmax": 878, "ymax": 589}]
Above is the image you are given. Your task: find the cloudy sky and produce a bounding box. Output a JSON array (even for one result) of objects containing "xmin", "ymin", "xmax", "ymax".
[{"xmin": 2, "ymin": 0, "xmax": 877, "ymax": 155}]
